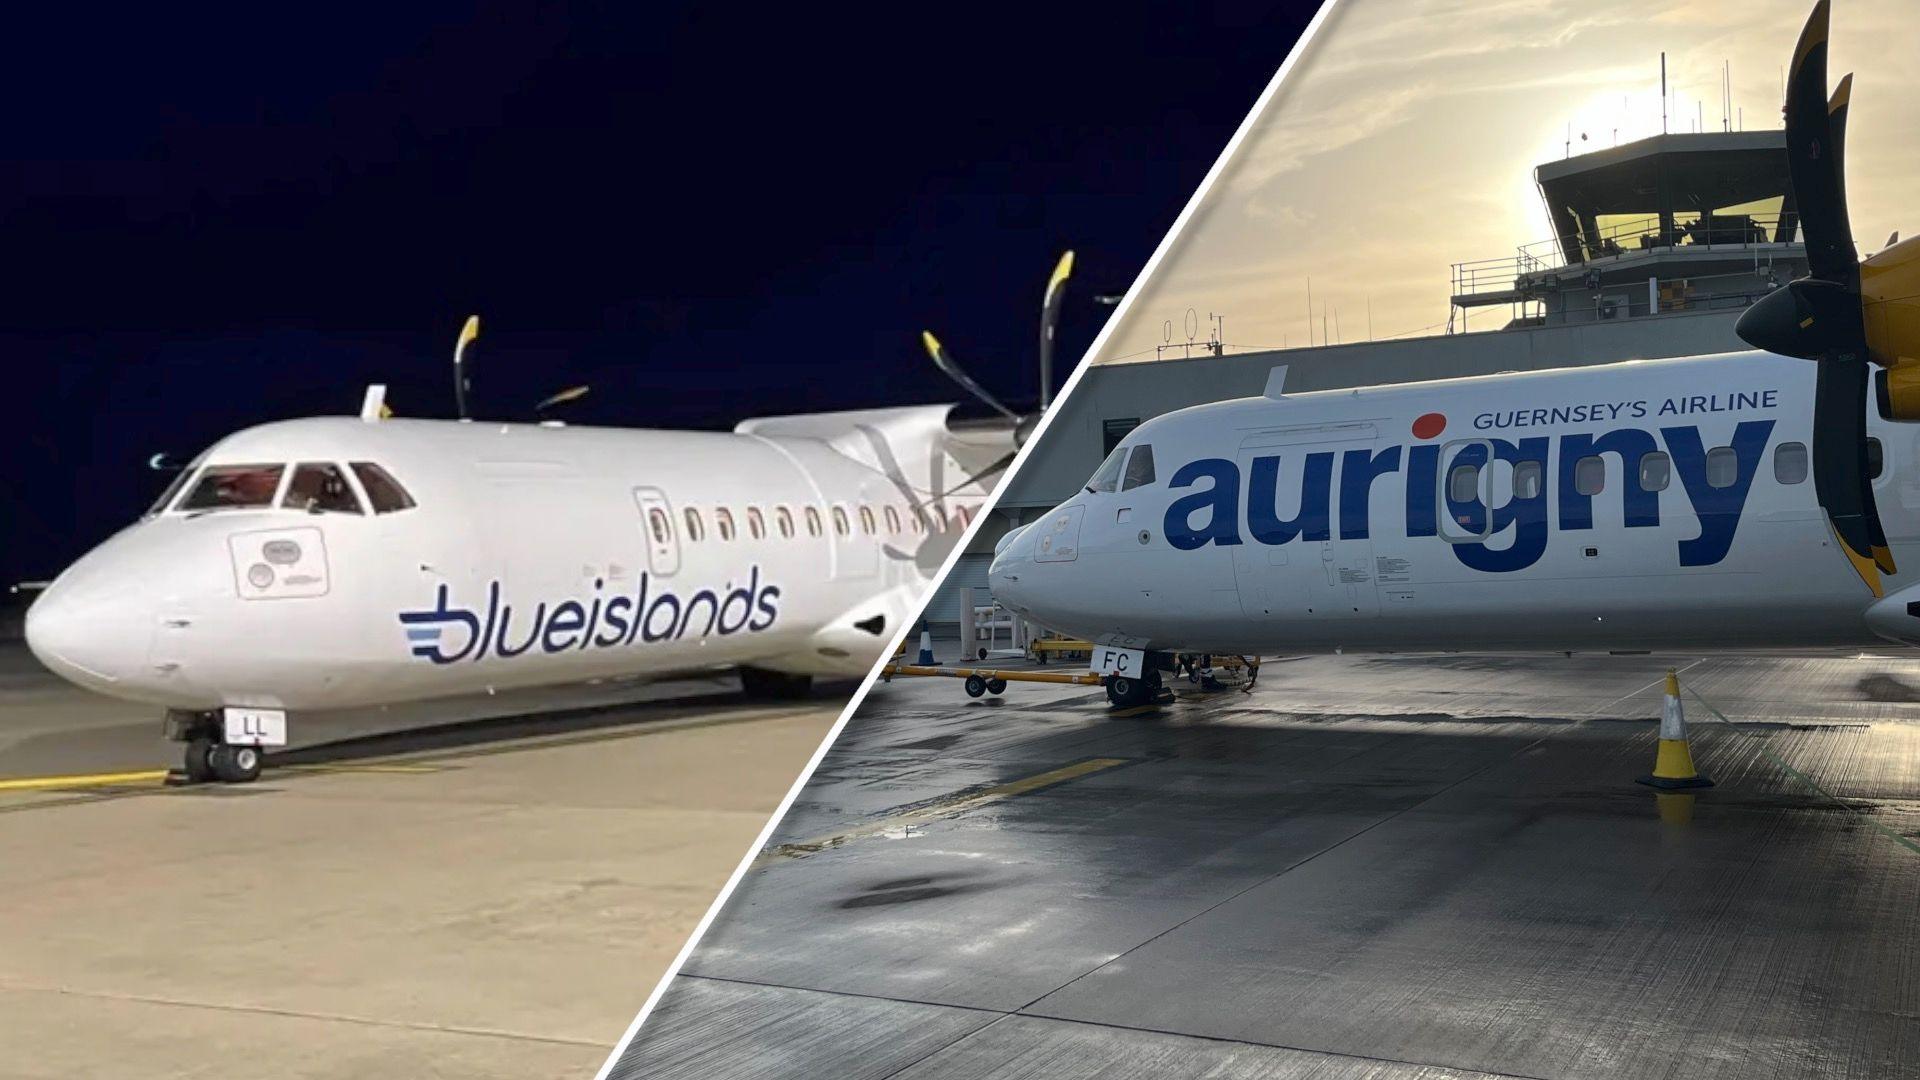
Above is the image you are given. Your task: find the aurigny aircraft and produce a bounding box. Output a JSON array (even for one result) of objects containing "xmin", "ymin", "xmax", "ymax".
[
  {"xmin": 25, "ymin": 254, "xmax": 1076, "ymax": 783},
  {"xmin": 992, "ymin": 2, "xmax": 1920, "ymax": 707}
]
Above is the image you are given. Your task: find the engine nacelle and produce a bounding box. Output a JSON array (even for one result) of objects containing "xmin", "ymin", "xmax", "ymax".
[
  {"xmin": 1875, "ymin": 360, "xmax": 1920, "ymax": 421},
  {"xmin": 1865, "ymin": 237, "xmax": 1920, "ymax": 419},
  {"xmin": 1864, "ymin": 236, "xmax": 1920, "ymax": 367}
]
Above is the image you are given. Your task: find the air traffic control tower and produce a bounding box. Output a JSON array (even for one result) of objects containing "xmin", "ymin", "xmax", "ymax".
[
  {"xmin": 934, "ymin": 131, "xmax": 1815, "ymax": 627},
  {"xmin": 1451, "ymin": 130, "xmax": 1805, "ymax": 330}
]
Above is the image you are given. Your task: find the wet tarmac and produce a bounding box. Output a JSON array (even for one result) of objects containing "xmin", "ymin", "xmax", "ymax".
[
  {"xmin": 0, "ymin": 644, "xmax": 839, "ymax": 1079},
  {"xmin": 612, "ymin": 652, "xmax": 1920, "ymax": 1080}
]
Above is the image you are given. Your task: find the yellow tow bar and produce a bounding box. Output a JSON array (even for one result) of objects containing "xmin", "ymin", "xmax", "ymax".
[{"xmin": 881, "ymin": 664, "xmax": 1105, "ymax": 687}]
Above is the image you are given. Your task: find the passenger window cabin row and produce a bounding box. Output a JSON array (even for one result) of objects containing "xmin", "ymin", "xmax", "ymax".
[
  {"xmin": 645, "ymin": 500, "xmax": 975, "ymax": 548},
  {"xmin": 1447, "ymin": 439, "xmax": 1843, "ymax": 501}
]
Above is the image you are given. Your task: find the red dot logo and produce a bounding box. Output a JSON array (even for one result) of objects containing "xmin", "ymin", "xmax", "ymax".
[{"xmin": 1411, "ymin": 412, "xmax": 1447, "ymax": 440}]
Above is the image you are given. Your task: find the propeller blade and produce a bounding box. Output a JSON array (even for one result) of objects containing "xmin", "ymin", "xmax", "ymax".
[
  {"xmin": 921, "ymin": 331, "xmax": 1019, "ymax": 421},
  {"xmin": 1783, "ymin": 4, "xmax": 1856, "ymax": 284},
  {"xmin": 1038, "ymin": 250, "xmax": 1074, "ymax": 408},
  {"xmin": 1738, "ymin": 3, "xmax": 1890, "ymax": 596},
  {"xmin": 536, "ymin": 384, "xmax": 590, "ymax": 413},
  {"xmin": 453, "ymin": 315, "xmax": 481, "ymax": 420},
  {"xmin": 1813, "ymin": 357, "xmax": 1884, "ymax": 594},
  {"xmin": 917, "ymin": 449, "xmax": 1016, "ymax": 512}
]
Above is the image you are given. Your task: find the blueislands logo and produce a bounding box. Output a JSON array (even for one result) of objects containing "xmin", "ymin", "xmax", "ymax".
[
  {"xmin": 398, "ymin": 566, "xmax": 781, "ymax": 665},
  {"xmin": 1163, "ymin": 390, "xmax": 1785, "ymax": 575}
]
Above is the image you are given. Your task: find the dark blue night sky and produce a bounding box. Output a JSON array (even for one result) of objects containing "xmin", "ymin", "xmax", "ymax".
[{"xmin": 2, "ymin": 2, "xmax": 1314, "ymax": 582}]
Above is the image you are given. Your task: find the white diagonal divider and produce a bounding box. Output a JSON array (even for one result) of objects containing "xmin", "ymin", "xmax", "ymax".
[{"xmin": 592, "ymin": 3, "xmax": 1348, "ymax": 1073}]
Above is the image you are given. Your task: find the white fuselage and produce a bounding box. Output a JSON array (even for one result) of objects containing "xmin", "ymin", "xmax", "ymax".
[
  {"xmin": 991, "ymin": 352, "xmax": 1920, "ymax": 655},
  {"xmin": 28, "ymin": 408, "xmax": 992, "ymax": 712}
]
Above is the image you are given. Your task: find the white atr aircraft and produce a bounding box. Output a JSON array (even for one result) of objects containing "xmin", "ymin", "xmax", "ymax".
[
  {"xmin": 26, "ymin": 255, "xmax": 1076, "ymax": 782},
  {"xmin": 993, "ymin": 3, "xmax": 1920, "ymax": 706}
]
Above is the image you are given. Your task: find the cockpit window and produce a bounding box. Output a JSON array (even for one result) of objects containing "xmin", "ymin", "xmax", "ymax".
[
  {"xmin": 1122, "ymin": 444, "xmax": 1156, "ymax": 490},
  {"xmin": 144, "ymin": 455, "xmax": 206, "ymax": 516},
  {"xmin": 350, "ymin": 462, "xmax": 416, "ymax": 514},
  {"xmin": 1085, "ymin": 445, "xmax": 1127, "ymax": 493},
  {"xmin": 179, "ymin": 464, "xmax": 286, "ymax": 512},
  {"xmin": 283, "ymin": 463, "xmax": 365, "ymax": 514}
]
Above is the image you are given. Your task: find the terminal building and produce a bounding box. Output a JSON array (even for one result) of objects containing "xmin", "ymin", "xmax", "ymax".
[{"xmin": 932, "ymin": 129, "xmax": 1812, "ymax": 629}]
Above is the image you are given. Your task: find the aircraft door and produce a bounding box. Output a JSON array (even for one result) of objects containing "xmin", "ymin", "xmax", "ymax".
[
  {"xmin": 1437, "ymin": 439, "xmax": 1496, "ymax": 544},
  {"xmin": 631, "ymin": 487, "xmax": 681, "ymax": 577}
]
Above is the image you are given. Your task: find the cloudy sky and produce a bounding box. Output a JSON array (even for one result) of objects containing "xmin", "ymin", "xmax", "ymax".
[{"xmin": 1097, "ymin": 0, "xmax": 1920, "ymax": 363}]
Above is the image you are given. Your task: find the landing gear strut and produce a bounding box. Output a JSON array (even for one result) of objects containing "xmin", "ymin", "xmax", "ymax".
[{"xmin": 167, "ymin": 712, "xmax": 265, "ymax": 784}]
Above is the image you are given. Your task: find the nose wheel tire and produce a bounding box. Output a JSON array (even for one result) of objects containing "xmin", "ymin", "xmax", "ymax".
[
  {"xmin": 183, "ymin": 737, "xmax": 217, "ymax": 784},
  {"xmin": 986, "ymin": 678, "xmax": 1008, "ymax": 695},
  {"xmin": 965, "ymin": 674, "xmax": 989, "ymax": 698},
  {"xmin": 207, "ymin": 744, "xmax": 263, "ymax": 784},
  {"xmin": 1106, "ymin": 674, "xmax": 1152, "ymax": 708}
]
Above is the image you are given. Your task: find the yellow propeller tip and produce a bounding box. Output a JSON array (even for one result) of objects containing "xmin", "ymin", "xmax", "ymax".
[
  {"xmin": 1049, "ymin": 251, "xmax": 1075, "ymax": 292},
  {"xmin": 920, "ymin": 331, "xmax": 943, "ymax": 355}
]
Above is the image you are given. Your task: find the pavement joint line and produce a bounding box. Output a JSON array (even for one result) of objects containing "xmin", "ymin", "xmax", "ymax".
[
  {"xmin": 0, "ymin": 979, "xmax": 610, "ymax": 1049},
  {"xmin": 673, "ymin": 974, "xmax": 1555, "ymax": 1080},
  {"xmin": 1685, "ymin": 684, "xmax": 1920, "ymax": 857},
  {"xmin": 753, "ymin": 756, "xmax": 1135, "ymax": 867}
]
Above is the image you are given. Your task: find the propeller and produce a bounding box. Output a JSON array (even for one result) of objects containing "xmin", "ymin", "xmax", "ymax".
[
  {"xmin": 452, "ymin": 315, "xmax": 481, "ymax": 420},
  {"xmin": 918, "ymin": 248, "xmax": 1077, "ymax": 488},
  {"xmin": 866, "ymin": 251, "xmax": 1080, "ymax": 570},
  {"xmin": 1733, "ymin": 1, "xmax": 1914, "ymax": 596}
]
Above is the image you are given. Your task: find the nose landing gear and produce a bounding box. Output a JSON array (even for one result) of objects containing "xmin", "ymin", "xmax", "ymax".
[
  {"xmin": 168, "ymin": 712, "xmax": 267, "ymax": 784},
  {"xmin": 1104, "ymin": 668, "xmax": 1163, "ymax": 708}
]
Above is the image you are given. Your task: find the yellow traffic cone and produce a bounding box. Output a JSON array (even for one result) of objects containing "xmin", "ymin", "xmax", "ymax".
[{"xmin": 1637, "ymin": 669, "xmax": 1713, "ymax": 790}]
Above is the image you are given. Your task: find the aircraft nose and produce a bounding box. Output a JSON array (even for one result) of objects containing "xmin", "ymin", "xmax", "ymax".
[
  {"xmin": 988, "ymin": 524, "xmax": 1037, "ymax": 612},
  {"xmin": 26, "ymin": 556, "xmax": 154, "ymax": 695}
]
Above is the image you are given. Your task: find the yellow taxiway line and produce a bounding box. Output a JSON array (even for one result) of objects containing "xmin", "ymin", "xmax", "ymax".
[
  {"xmin": 755, "ymin": 756, "xmax": 1132, "ymax": 867},
  {"xmin": 0, "ymin": 769, "xmax": 169, "ymax": 792}
]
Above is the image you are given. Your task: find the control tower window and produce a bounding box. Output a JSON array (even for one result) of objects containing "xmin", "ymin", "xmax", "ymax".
[
  {"xmin": 350, "ymin": 463, "xmax": 416, "ymax": 514},
  {"xmin": 1086, "ymin": 445, "xmax": 1127, "ymax": 493},
  {"xmin": 283, "ymin": 463, "xmax": 364, "ymax": 514},
  {"xmin": 180, "ymin": 464, "xmax": 286, "ymax": 512},
  {"xmin": 1122, "ymin": 445, "xmax": 1156, "ymax": 491}
]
